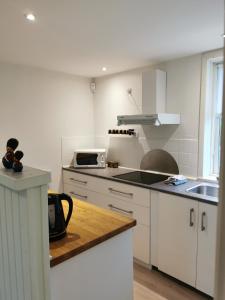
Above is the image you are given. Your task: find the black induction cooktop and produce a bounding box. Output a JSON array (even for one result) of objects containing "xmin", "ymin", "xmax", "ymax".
[{"xmin": 113, "ymin": 171, "xmax": 169, "ymax": 186}]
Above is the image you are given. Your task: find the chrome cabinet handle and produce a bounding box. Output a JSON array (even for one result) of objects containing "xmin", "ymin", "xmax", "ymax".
[
  {"xmin": 108, "ymin": 187, "xmax": 133, "ymax": 197},
  {"xmin": 69, "ymin": 177, "xmax": 87, "ymax": 185},
  {"xmin": 108, "ymin": 204, "xmax": 133, "ymax": 215},
  {"xmin": 201, "ymin": 212, "xmax": 206, "ymax": 231},
  {"xmin": 70, "ymin": 191, "xmax": 88, "ymax": 200},
  {"xmin": 190, "ymin": 208, "xmax": 194, "ymax": 227}
]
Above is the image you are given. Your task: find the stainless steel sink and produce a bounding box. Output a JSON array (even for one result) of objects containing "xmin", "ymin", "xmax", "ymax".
[{"xmin": 186, "ymin": 183, "xmax": 219, "ymax": 198}]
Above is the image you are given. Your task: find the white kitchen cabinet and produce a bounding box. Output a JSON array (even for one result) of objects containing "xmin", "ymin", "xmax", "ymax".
[
  {"xmin": 156, "ymin": 192, "xmax": 218, "ymax": 296},
  {"xmin": 64, "ymin": 170, "xmax": 218, "ymax": 295},
  {"xmin": 63, "ymin": 170, "xmax": 151, "ymax": 265},
  {"xmin": 196, "ymin": 202, "xmax": 217, "ymax": 296},
  {"xmin": 158, "ymin": 193, "xmax": 198, "ymax": 287},
  {"xmin": 101, "ymin": 194, "xmax": 150, "ymax": 264}
]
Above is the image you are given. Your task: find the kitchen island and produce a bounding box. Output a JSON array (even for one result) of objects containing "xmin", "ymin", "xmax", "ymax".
[{"xmin": 50, "ymin": 197, "xmax": 136, "ymax": 300}]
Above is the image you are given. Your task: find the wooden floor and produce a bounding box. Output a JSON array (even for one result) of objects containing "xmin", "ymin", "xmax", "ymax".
[{"xmin": 133, "ymin": 263, "xmax": 211, "ymax": 300}]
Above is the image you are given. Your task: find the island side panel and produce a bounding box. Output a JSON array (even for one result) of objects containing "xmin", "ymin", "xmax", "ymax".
[
  {"xmin": 50, "ymin": 229, "xmax": 133, "ymax": 300},
  {"xmin": 0, "ymin": 184, "xmax": 50, "ymax": 300}
]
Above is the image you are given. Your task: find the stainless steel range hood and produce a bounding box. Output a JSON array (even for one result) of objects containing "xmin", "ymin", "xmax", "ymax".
[
  {"xmin": 117, "ymin": 113, "xmax": 180, "ymax": 126},
  {"xmin": 117, "ymin": 69, "xmax": 180, "ymax": 126}
]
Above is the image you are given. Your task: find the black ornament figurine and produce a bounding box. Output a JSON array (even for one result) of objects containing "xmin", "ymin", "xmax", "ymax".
[
  {"xmin": 2, "ymin": 138, "xmax": 19, "ymax": 169},
  {"xmin": 12, "ymin": 151, "xmax": 24, "ymax": 172}
]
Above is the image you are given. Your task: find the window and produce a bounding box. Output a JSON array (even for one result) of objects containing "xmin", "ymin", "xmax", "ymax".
[
  {"xmin": 199, "ymin": 50, "xmax": 223, "ymax": 179},
  {"xmin": 211, "ymin": 62, "xmax": 223, "ymax": 175}
]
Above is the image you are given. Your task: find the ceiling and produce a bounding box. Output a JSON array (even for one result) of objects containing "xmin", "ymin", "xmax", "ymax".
[{"xmin": 0, "ymin": 0, "xmax": 223, "ymax": 77}]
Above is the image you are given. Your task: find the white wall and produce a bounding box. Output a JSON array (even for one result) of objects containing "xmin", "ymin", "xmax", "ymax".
[
  {"xmin": 0, "ymin": 53, "xmax": 203, "ymax": 189},
  {"xmin": 0, "ymin": 62, "xmax": 94, "ymax": 190},
  {"xmin": 94, "ymin": 54, "xmax": 202, "ymax": 177}
]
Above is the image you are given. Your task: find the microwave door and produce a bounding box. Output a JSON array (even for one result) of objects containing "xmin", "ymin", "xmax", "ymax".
[{"xmin": 76, "ymin": 153, "xmax": 98, "ymax": 166}]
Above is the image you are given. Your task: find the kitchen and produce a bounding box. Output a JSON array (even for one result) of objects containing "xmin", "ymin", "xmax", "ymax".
[{"xmin": 0, "ymin": 1, "xmax": 224, "ymax": 300}]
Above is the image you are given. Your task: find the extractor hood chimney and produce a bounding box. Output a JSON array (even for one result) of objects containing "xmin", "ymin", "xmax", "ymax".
[{"xmin": 117, "ymin": 69, "xmax": 180, "ymax": 126}]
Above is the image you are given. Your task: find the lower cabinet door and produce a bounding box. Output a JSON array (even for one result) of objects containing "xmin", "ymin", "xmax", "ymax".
[
  {"xmin": 158, "ymin": 193, "xmax": 198, "ymax": 287},
  {"xmin": 196, "ymin": 203, "xmax": 217, "ymax": 297}
]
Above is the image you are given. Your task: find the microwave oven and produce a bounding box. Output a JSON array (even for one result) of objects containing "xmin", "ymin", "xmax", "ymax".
[{"xmin": 74, "ymin": 149, "xmax": 106, "ymax": 168}]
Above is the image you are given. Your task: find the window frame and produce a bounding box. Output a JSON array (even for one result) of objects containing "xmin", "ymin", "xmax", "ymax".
[
  {"xmin": 198, "ymin": 49, "xmax": 223, "ymax": 180},
  {"xmin": 210, "ymin": 62, "xmax": 223, "ymax": 176}
]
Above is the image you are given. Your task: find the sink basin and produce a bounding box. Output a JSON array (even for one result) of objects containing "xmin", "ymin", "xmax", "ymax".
[{"xmin": 186, "ymin": 183, "xmax": 219, "ymax": 198}]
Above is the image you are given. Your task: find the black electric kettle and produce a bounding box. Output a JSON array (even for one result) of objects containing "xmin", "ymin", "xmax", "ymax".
[{"xmin": 48, "ymin": 193, "xmax": 73, "ymax": 241}]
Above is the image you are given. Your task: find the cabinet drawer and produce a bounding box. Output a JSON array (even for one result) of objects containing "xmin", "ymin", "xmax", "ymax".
[
  {"xmin": 64, "ymin": 184, "xmax": 149, "ymax": 227},
  {"xmin": 92, "ymin": 179, "xmax": 150, "ymax": 208},
  {"xmin": 64, "ymin": 183, "xmax": 90, "ymax": 202},
  {"xmin": 106, "ymin": 181, "xmax": 150, "ymax": 207},
  {"xmin": 63, "ymin": 171, "xmax": 97, "ymax": 190},
  {"xmin": 64, "ymin": 183, "xmax": 108, "ymax": 208},
  {"xmin": 63, "ymin": 170, "xmax": 150, "ymax": 208},
  {"xmin": 106, "ymin": 195, "xmax": 150, "ymax": 226}
]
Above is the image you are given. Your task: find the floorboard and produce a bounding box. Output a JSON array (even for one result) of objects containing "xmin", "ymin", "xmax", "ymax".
[{"xmin": 133, "ymin": 263, "xmax": 211, "ymax": 300}]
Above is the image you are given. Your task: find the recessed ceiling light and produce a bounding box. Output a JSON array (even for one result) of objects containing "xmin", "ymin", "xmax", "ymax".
[
  {"xmin": 25, "ymin": 13, "xmax": 36, "ymax": 22},
  {"xmin": 102, "ymin": 67, "xmax": 107, "ymax": 72},
  {"xmin": 221, "ymin": 33, "xmax": 225, "ymax": 38}
]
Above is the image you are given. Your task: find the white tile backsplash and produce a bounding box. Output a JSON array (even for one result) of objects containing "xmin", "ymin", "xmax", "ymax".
[
  {"xmin": 95, "ymin": 135, "xmax": 198, "ymax": 177},
  {"xmin": 163, "ymin": 139, "xmax": 180, "ymax": 153},
  {"xmin": 179, "ymin": 164, "xmax": 198, "ymax": 178},
  {"xmin": 178, "ymin": 152, "xmax": 198, "ymax": 167},
  {"xmin": 106, "ymin": 136, "xmax": 144, "ymax": 169},
  {"xmin": 179, "ymin": 139, "xmax": 198, "ymax": 154},
  {"xmin": 168, "ymin": 151, "xmax": 179, "ymax": 164}
]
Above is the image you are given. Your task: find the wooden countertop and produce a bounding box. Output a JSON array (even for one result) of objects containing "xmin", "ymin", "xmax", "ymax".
[{"xmin": 50, "ymin": 197, "xmax": 136, "ymax": 267}]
